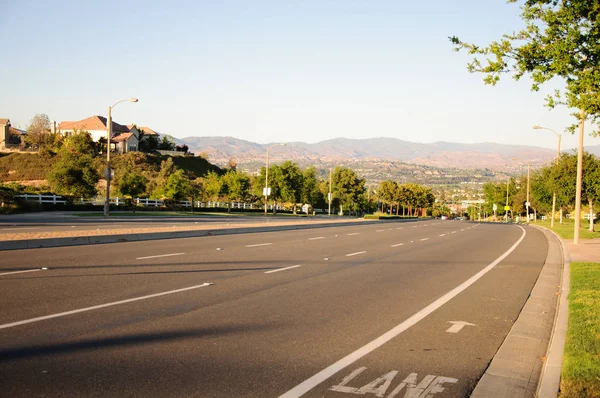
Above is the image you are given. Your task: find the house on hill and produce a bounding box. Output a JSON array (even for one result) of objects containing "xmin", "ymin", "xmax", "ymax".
[
  {"xmin": 0, "ymin": 118, "xmax": 11, "ymax": 150},
  {"xmin": 0, "ymin": 118, "xmax": 24, "ymax": 150},
  {"xmin": 58, "ymin": 115, "xmax": 141, "ymax": 153}
]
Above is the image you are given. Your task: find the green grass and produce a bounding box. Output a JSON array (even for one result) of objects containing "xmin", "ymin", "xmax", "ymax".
[
  {"xmin": 561, "ymin": 262, "xmax": 600, "ymax": 398},
  {"xmin": 533, "ymin": 220, "xmax": 600, "ymax": 240}
]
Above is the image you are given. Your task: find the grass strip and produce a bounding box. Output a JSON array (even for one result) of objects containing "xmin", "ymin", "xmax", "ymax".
[
  {"xmin": 533, "ymin": 220, "xmax": 600, "ymax": 240},
  {"xmin": 560, "ymin": 262, "xmax": 600, "ymax": 398}
]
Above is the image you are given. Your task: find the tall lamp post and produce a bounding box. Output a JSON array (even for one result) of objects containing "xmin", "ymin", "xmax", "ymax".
[
  {"xmin": 264, "ymin": 143, "xmax": 286, "ymax": 216},
  {"xmin": 533, "ymin": 125, "xmax": 562, "ymax": 228},
  {"xmin": 104, "ymin": 98, "xmax": 138, "ymax": 217}
]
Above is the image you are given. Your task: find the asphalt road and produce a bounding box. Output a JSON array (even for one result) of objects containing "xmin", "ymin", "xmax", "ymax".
[{"xmin": 0, "ymin": 219, "xmax": 548, "ymax": 397}]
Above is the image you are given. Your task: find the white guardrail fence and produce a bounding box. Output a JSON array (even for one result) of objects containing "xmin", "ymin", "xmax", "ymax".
[{"xmin": 17, "ymin": 194, "xmax": 258, "ymax": 209}]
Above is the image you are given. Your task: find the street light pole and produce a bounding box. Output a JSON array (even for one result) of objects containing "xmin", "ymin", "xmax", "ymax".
[
  {"xmin": 533, "ymin": 125, "xmax": 562, "ymax": 228},
  {"xmin": 104, "ymin": 98, "xmax": 138, "ymax": 217}
]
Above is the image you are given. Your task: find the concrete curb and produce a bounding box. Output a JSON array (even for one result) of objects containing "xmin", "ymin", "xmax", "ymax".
[
  {"xmin": 471, "ymin": 225, "xmax": 563, "ymax": 398},
  {"xmin": 0, "ymin": 218, "xmax": 410, "ymax": 251},
  {"xmin": 536, "ymin": 229, "xmax": 570, "ymax": 398}
]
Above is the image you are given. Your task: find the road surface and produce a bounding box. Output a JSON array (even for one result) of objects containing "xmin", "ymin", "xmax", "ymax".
[{"xmin": 0, "ymin": 219, "xmax": 548, "ymax": 397}]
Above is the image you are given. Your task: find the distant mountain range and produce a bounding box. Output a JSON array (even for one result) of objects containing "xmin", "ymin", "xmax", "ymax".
[
  {"xmin": 178, "ymin": 136, "xmax": 600, "ymax": 170},
  {"xmin": 174, "ymin": 136, "xmax": 600, "ymax": 185}
]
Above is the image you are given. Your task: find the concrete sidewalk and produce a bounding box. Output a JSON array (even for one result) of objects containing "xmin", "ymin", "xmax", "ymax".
[{"xmin": 563, "ymin": 238, "xmax": 600, "ymax": 262}]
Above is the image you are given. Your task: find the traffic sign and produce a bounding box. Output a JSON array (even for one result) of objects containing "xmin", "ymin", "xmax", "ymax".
[
  {"xmin": 103, "ymin": 167, "xmax": 114, "ymax": 180},
  {"xmin": 525, "ymin": 201, "xmax": 530, "ymax": 207},
  {"xmin": 493, "ymin": 204, "xmax": 497, "ymax": 211},
  {"xmin": 504, "ymin": 205, "xmax": 510, "ymax": 211}
]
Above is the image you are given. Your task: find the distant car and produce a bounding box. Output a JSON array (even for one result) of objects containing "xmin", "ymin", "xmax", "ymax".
[{"xmin": 441, "ymin": 215, "xmax": 448, "ymax": 220}]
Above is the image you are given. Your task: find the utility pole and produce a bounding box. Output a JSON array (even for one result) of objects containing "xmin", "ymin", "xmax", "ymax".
[{"xmin": 328, "ymin": 168, "xmax": 332, "ymax": 216}]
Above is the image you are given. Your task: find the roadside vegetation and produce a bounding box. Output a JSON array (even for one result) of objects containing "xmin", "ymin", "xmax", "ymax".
[
  {"xmin": 475, "ymin": 152, "xmax": 600, "ymax": 232},
  {"xmin": 561, "ymin": 262, "xmax": 600, "ymax": 398},
  {"xmin": 535, "ymin": 221, "xmax": 600, "ymax": 240}
]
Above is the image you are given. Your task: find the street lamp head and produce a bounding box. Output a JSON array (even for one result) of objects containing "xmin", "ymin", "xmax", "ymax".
[
  {"xmin": 532, "ymin": 125, "xmax": 542, "ymax": 129},
  {"xmin": 130, "ymin": 98, "xmax": 139, "ymax": 103}
]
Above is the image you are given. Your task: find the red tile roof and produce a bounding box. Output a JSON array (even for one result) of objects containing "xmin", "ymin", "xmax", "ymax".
[
  {"xmin": 111, "ymin": 132, "xmax": 134, "ymax": 142},
  {"xmin": 138, "ymin": 126, "xmax": 159, "ymax": 136},
  {"xmin": 59, "ymin": 115, "xmax": 129, "ymax": 133}
]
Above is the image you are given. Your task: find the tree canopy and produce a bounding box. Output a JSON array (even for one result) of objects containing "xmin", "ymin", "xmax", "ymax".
[{"xmin": 450, "ymin": 0, "xmax": 600, "ymax": 134}]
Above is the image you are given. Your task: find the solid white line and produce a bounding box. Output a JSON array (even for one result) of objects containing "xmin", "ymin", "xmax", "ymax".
[
  {"xmin": 264, "ymin": 265, "xmax": 302, "ymax": 274},
  {"xmin": 245, "ymin": 243, "xmax": 273, "ymax": 248},
  {"xmin": 420, "ymin": 238, "xmax": 429, "ymax": 241},
  {"xmin": 391, "ymin": 243, "xmax": 404, "ymax": 247},
  {"xmin": 278, "ymin": 226, "xmax": 527, "ymax": 398},
  {"xmin": 0, "ymin": 269, "xmax": 43, "ymax": 276},
  {"xmin": 0, "ymin": 283, "xmax": 214, "ymax": 330},
  {"xmin": 347, "ymin": 233, "xmax": 360, "ymax": 236},
  {"xmin": 0, "ymin": 227, "xmax": 37, "ymax": 231},
  {"xmin": 136, "ymin": 252, "xmax": 185, "ymax": 260},
  {"xmin": 308, "ymin": 237, "xmax": 325, "ymax": 241},
  {"xmin": 345, "ymin": 251, "xmax": 366, "ymax": 257}
]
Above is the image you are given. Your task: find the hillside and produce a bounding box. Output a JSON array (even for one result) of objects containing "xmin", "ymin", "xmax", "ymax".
[
  {"xmin": 0, "ymin": 151, "xmax": 224, "ymax": 185},
  {"xmin": 178, "ymin": 136, "xmax": 558, "ymax": 171}
]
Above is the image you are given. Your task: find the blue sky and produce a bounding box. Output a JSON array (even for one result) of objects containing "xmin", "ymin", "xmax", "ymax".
[{"xmin": 2, "ymin": 0, "xmax": 598, "ymax": 151}]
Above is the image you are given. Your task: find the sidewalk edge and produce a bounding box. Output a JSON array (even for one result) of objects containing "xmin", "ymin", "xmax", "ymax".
[
  {"xmin": 535, "ymin": 227, "xmax": 570, "ymax": 398},
  {"xmin": 471, "ymin": 225, "xmax": 563, "ymax": 398}
]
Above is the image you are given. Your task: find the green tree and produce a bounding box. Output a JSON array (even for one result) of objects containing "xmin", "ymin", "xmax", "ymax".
[
  {"xmin": 158, "ymin": 135, "xmax": 176, "ymax": 150},
  {"xmin": 377, "ymin": 180, "xmax": 399, "ymax": 214},
  {"xmin": 203, "ymin": 170, "xmax": 224, "ymax": 201},
  {"xmin": 300, "ymin": 166, "xmax": 322, "ymax": 212},
  {"xmin": 450, "ymin": 0, "xmax": 600, "ymax": 133},
  {"xmin": 63, "ymin": 130, "xmax": 96, "ymax": 156},
  {"xmin": 332, "ymin": 166, "xmax": 365, "ymax": 215},
  {"xmin": 163, "ymin": 169, "xmax": 190, "ymax": 202},
  {"xmin": 275, "ymin": 161, "xmax": 303, "ymax": 213},
  {"xmin": 47, "ymin": 152, "xmax": 100, "ymax": 199},
  {"xmin": 152, "ymin": 157, "xmax": 177, "ymax": 198},
  {"xmin": 115, "ymin": 170, "xmax": 148, "ymax": 213},
  {"xmin": 221, "ymin": 170, "xmax": 251, "ymax": 213},
  {"xmin": 139, "ymin": 134, "xmax": 159, "ymax": 153}
]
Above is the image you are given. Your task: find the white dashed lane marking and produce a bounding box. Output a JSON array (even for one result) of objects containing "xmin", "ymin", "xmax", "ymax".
[
  {"xmin": 309, "ymin": 237, "xmax": 325, "ymax": 241},
  {"xmin": 265, "ymin": 265, "xmax": 302, "ymax": 274},
  {"xmin": 0, "ymin": 268, "xmax": 46, "ymax": 276},
  {"xmin": 245, "ymin": 243, "xmax": 273, "ymax": 248},
  {"xmin": 345, "ymin": 251, "xmax": 366, "ymax": 257},
  {"xmin": 137, "ymin": 253, "xmax": 185, "ymax": 260}
]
